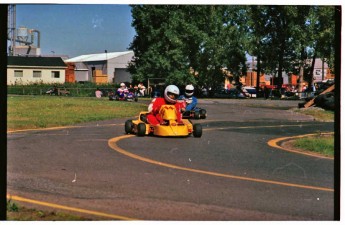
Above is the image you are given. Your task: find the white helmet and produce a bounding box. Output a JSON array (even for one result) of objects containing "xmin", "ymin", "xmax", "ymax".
[
  {"xmin": 185, "ymin": 84, "xmax": 194, "ymax": 97},
  {"xmin": 120, "ymin": 83, "xmax": 125, "ymax": 87},
  {"xmin": 164, "ymin": 85, "xmax": 180, "ymax": 103}
]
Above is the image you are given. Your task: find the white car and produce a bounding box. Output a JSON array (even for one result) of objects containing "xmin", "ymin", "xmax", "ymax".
[{"xmin": 242, "ymin": 86, "xmax": 257, "ymax": 98}]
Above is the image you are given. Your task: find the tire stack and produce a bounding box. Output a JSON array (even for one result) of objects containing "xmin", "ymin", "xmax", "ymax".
[{"xmin": 314, "ymin": 92, "xmax": 335, "ymax": 111}]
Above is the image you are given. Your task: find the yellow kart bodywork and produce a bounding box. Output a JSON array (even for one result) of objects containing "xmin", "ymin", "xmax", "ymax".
[{"xmin": 125, "ymin": 105, "xmax": 202, "ymax": 137}]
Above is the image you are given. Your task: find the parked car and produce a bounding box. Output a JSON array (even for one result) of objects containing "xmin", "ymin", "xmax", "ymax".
[
  {"xmin": 213, "ymin": 88, "xmax": 245, "ymax": 99},
  {"xmin": 242, "ymin": 86, "xmax": 257, "ymax": 98}
]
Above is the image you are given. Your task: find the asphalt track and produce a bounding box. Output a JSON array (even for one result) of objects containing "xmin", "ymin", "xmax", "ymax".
[{"xmin": 7, "ymin": 99, "xmax": 335, "ymax": 220}]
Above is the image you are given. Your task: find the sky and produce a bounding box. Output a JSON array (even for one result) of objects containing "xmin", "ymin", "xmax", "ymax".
[
  {"xmin": 9, "ymin": 1, "xmax": 342, "ymax": 59},
  {"xmin": 13, "ymin": 4, "xmax": 136, "ymax": 58}
]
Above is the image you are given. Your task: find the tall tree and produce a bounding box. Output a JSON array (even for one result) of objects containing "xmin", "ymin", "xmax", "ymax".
[
  {"xmin": 128, "ymin": 5, "xmax": 247, "ymax": 90},
  {"xmin": 287, "ymin": 6, "xmax": 313, "ymax": 93},
  {"xmin": 246, "ymin": 5, "xmax": 272, "ymax": 90},
  {"xmin": 310, "ymin": 6, "xmax": 336, "ymax": 76},
  {"xmin": 220, "ymin": 6, "xmax": 248, "ymax": 82},
  {"xmin": 287, "ymin": 6, "xmax": 335, "ymax": 92},
  {"xmin": 128, "ymin": 5, "xmax": 335, "ymax": 92},
  {"xmin": 128, "ymin": 5, "xmax": 191, "ymax": 86},
  {"xmin": 262, "ymin": 6, "xmax": 297, "ymax": 87}
]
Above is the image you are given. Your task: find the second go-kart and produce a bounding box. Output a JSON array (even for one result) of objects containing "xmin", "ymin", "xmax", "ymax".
[
  {"xmin": 125, "ymin": 105, "xmax": 202, "ymax": 137},
  {"xmin": 182, "ymin": 107, "xmax": 207, "ymax": 120},
  {"xmin": 109, "ymin": 91, "xmax": 138, "ymax": 102}
]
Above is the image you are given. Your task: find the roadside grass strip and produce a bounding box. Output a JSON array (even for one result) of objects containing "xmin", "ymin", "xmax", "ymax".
[
  {"xmin": 7, "ymin": 123, "xmax": 124, "ymax": 133},
  {"xmin": 267, "ymin": 132, "xmax": 334, "ymax": 160},
  {"xmin": 6, "ymin": 194, "xmax": 139, "ymax": 220},
  {"xmin": 108, "ymin": 135, "xmax": 334, "ymax": 192}
]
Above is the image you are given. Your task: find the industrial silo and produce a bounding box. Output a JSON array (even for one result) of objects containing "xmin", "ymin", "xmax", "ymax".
[
  {"xmin": 17, "ymin": 26, "xmax": 29, "ymax": 45},
  {"xmin": 14, "ymin": 26, "xmax": 41, "ymax": 56}
]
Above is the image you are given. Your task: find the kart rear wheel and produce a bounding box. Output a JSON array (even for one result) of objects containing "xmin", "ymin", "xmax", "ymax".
[
  {"xmin": 125, "ymin": 120, "xmax": 133, "ymax": 134},
  {"xmin": 193, "ymin": 124, "xmax": 202, "ymax": 137},
  {"xmin": 137, "ymin": 123, "xmax": 146, "ymax": 136},
  {"xmin": 200, "ymin": 109, "xmax": 207, "ymax": 119},
  {"xmin": 194, "ymin": 111, "xmax": 201, "ymax": 120}
]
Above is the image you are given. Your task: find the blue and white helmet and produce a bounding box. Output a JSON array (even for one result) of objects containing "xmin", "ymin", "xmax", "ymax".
[{"xmin": 185, "ymin": 84, "xmax": 194, "ymax": 97}]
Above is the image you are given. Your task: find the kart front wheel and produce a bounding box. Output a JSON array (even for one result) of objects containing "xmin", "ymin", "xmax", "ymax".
[
  {"xmin": 137, "ymin": 123, "xmax": 146, "ymax": 136},
  {"xmin": 125, "ymin": 120, "xmax": 133, "ymax": 134},
  {"xmin": 193, "ymin": 124, "xmax": 202, "ymax": 138}
]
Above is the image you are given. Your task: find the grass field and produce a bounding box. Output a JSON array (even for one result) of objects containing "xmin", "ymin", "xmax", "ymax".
[{"xmin": 7, "ymin": 95, "xmax": 148, "ymax": 131}]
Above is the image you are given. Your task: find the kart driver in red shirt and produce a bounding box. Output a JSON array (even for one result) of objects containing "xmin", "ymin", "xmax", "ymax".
[{"xmin": 146, "ymin": 85, "xmax": 185, "ymax": 125}]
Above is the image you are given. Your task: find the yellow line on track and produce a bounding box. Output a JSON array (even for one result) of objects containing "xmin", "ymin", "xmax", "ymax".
[
  {"xmin": 108, "ymin": 135, "xmax": 334, "ymax": 192},
  {"xmin": 7, "ymin": 126, "xmax": 79, "ymax": 133},
  {"xmin": 6, "ymin": 194, "xmax": 138, "ymax": 220},
  {"xmin": 267, "ymin": 132, "xmax": 334, "ymax": 160},
  {"xmin": 7, "ymin": 123, "xmax": 123, "ymax": 133}
]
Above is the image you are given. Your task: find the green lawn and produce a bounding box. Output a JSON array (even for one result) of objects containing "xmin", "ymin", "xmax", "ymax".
[
  {"xmin": 292, "ymin": 134, "xmax": 334, "ymax": 157},
  {"xmin": 293, "ymin": 108, "xmax": 334, "ymax": 157},
  {"xmin": 7, "ymin": 95, "xmax": 148, "ymax": 131}
]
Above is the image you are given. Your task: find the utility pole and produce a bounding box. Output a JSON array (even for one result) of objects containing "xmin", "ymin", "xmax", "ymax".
[
  {"xmin": 321, "ymin": 58, "xmax": 325, "ymax": 81},
  {"xmin": 7, "ymin": 4, "xmax": 16, "ymax": 56},
  {"xmin": 105, "ymin": 50, "xmax": 108, "ymax": 75},
  {"xmin": 298, "ymin": 61, "xmax": 305, "ymax": 98},
  {"xmin": 251, "ymin": 56, "xmax": 255, "ymax": 86}
]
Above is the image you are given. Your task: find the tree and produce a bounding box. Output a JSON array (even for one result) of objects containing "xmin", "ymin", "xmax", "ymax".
[
  {"xmin": 245, "ymin": 5, "xmax": 272, "ymax": 90},
  {"xmin": 287, "ymin": 6, "xmax": 335, "ymax": 92},
  {"xmin": 310, "ymin": 6, "xmax": 336, "ymax": 76},
  {"xmin": 128, "ymin": 5, "xmax": 247, "ymax": 90},
  {"xmin": 128, "ymin": 5, "xmax": 192, "ymax": 86},
  {"xmin": 245, "ymin": 5, "xmax": 334, "ymax": 91},
  {"xmin": 128, "ymin": 5, "xmax": 336, "ymax": 92}
]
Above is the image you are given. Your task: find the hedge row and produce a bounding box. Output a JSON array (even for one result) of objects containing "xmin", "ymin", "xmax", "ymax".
[{"xmin": 7, "ymin": 83, "xmax": 119, "ymax": 97}]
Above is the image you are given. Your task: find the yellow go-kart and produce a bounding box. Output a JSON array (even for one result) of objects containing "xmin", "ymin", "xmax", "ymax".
[{"xmin": 125, "ymin": 105, "xmax": 202, "ymax": 137}]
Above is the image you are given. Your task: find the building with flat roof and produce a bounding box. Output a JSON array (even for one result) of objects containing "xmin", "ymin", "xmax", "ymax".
[
  {"xmin": 7, "ymin": 56, "xmax": 67, "ymax": 85},
  {"xmin": 64, "ymin": 51, "xmax": 134, "ymax": 84}
]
